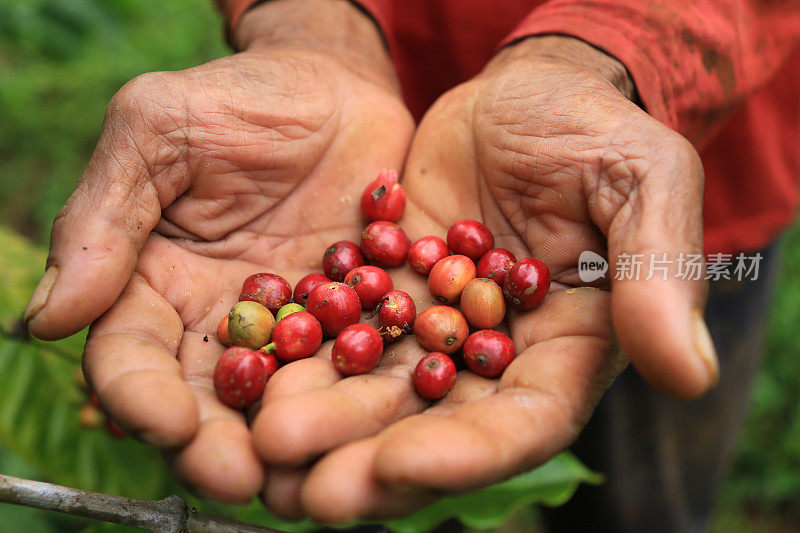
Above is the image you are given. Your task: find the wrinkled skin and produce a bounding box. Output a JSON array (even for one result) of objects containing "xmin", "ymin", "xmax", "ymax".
[
  {"xmin": 251, "ymin": 51, "xmax": 712, "ymax": 522},
  {"xmin": 25, "ymin": 47, "xmax": 414, "ymax": 503},
  {"xmin": 26, "ymin": 30, "xmax": 713, "ymax": 524}
]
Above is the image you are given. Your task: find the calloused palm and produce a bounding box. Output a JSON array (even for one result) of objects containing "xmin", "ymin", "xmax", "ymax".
[
  {"xmin": 25, "ymin": 49, "xmax": 414, "ymax": 502},
  {"xmin": 249, "ymin": 46, "xmax": 716, "ymax": 522}
]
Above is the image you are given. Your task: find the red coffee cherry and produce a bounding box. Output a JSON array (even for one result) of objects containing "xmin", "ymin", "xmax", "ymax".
[
  {"xmin": 262, "ymin": 311, "xmax": 323, "ymax": 362},
  {"xmin": 476, "ymin": 248, "xmax": 517, "ymax": 286},
  {"xmin": 408, "ymin": 236, "xmax": 449, "ymax": 275},
  {"xmin": 413, "ymin": 306, "xmax": 469, "ymax": 355},
  {"xmin": 106, "ymin": 418, "xmax": 126, "ymax": 439},
  {"xmin": 361, "ymin": 221, "xmax": 411, "ymax": 267},
  {"xmin": 216, "ymin": 315, "xmax": 232, "ymax": 346},
  {"xmin": 447, "ymin": 219, "xmax": 494, "ymax": 261},
  {"xmin": 345, "ymin": 265, "xmax": 394, "ymax": 310},
  {"xmin": 306, "ymin": 282, "xmax": 362, "ymax": 337},
  {"xmin": 503, "ymin": 257, "xmax": 551, "ymax": 310},
  {"xmin": 462, "ymin": 330, "xmax": 515, "ymax": 379},
  {"xmin": 331, "ymin": 324, "xmax": 384, "ymax": 376},
  {"xmin": 360, "ymin": 169, "xmax": 406, "ymax": 222},
  {"xmin": 323, "ymin": 241, "xmax": 366, "ymax": 282},
  {"xmin": 239, "ymin": 273, "xmax": 292, "ymax": 314},
  {"xmin": 293, "ymin": 273, "xmax": 330, "ymax": 306},
  {"xmin": 413, "ymin": 353, "xmax": 457, "ymax": 400},
  {"xmin": 428, "ymin": 255, "xmax": 476, "ymax": 304},
  {"xmin": 377, "ymin": 289, "xmax": 417, "ymax": 342},
  {"xmin": 213, "ymin": 346, "xmax": 272, "ymax": 409}
]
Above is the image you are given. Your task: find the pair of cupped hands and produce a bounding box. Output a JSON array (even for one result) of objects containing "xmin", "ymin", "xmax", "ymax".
[{"xmin": 23, "ymin": 0, "xmax": 718, "ymax": 523}]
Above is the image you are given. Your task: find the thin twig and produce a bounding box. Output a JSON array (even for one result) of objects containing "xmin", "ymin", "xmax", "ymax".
[
  {"xmin": 0, "ymin": 474, "xmax": 282, "ymax": 532},
  {"xmin": 0, "ymin": 317, "xmax": 82, "ymax": 363}
]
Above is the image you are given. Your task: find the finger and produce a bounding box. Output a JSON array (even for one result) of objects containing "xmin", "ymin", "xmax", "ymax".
[
  {"xmin": 169, "ymin": 386, "xmax": 265, "ymax": 504},
  {"xmin": 257, "ymin": 351, "xmax": 360, "ymax": 520},
  {"xmin": 586, "ymin": 115, "xmax": 716, "ymax": 398},
  {"xmin": 83, "ymin": 273, "xmax": 198, "ymax": 447},
  {"xmin": 25, "ymin": 73, "xmax": 189, "ymax": 340},
  {"xmin": 298, "ymin": 373, "xmax": 497, "ymax": 522},
  {"xmin": 251, "ymin": 334, "xmax": 428, "ymax": 466},
  {"xmin": 301, "ymin": 438, "xmax": 436, "ymax": 524},
  {"xmin": 262, "ymin": 349, "xmax": 341, "ymax": 402},
  {"xmin": 169, "ymin": 315, "xmax": 265, "ymax": 503},
  {"xmin": 373, "ymin": 288, "xmax": 621, "ymax": 493},
  {"xmin": 261, "ymin": 466, "xmax": 310, "ymax": 520}
]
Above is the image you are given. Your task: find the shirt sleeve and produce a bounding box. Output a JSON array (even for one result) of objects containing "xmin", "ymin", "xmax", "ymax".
[
  {"xmin": 499, "ymin": 0, "xmax": 800, "ymax": 146},
  {"xmin": 217, "ymin": 0, "xmax": 392, "ymax": 41}
]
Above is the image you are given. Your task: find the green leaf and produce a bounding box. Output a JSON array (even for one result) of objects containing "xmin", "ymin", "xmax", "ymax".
[{"xmin": 382, "ymin": 452, "xmax": 602, "ymax": 532}]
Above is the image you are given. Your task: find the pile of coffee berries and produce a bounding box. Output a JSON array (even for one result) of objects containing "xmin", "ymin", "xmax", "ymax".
[{"xmin": 212, "ymin": 169, "xmax": 550, "ymax": 408}]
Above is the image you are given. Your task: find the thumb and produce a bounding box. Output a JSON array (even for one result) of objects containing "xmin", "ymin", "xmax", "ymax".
[
  {"xmin": 589, "ymin": 124, "xmax": 717, "ymax": 399},
  {"xmin": 25, "ymin": 73, "xmax": 189, "ymax": 340}
]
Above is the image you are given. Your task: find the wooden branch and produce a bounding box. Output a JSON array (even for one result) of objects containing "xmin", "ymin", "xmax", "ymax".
[{"xmin": 0, "ymin": 474, "xmax": 281, "ymax": 532}]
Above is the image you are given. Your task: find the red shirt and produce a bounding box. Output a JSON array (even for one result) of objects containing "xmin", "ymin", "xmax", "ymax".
[{"xmin": 225, "ymin": 0, "xmax": 800, "ymax": 254}]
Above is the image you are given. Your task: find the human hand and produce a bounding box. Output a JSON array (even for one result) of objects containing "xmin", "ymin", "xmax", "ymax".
[
  {"xmin": 24, "ymin": 0, "xmax": 413, "ymax": 503},
  {"xmin": 252, "ymin": 36, "xmax": 718, "ymax": 522}
]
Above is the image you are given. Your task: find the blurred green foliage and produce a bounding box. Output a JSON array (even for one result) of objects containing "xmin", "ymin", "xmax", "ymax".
[
  {"xmin": 0, "ymin": 0, "xmax": 227, "ymax": 242},
  {"xmin": 1, "ymin": 0, "xmax": 800, "ymax": 531},
  {"xmin": 712, "ymin": 224, "xmax": 800, "ymax": 531}
]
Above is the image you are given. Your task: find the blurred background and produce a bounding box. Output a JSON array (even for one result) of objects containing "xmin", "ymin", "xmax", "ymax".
[{"xmin": 1, "ymin": 0, "xmax": 799, "ymax": 531}]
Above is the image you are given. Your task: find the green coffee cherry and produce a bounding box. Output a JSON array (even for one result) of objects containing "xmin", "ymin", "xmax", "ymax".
[
  {"xmin": 275, "ymin": 303, "xmax": 305, "ymax": 322},
  {"xmin": 228, "ymin": 301, "xmax": 275, "ymax": 349}
]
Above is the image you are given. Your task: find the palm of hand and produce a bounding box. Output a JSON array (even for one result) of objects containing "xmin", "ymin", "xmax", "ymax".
[
  {"xmin": 73, "ymin": 49, "xmax": 414, "ymax": 502},
  {"xmin": 246, "ymin": 67, "xmax": 627, "ymax": 522},
  {"xmin": 253, "ymin": 61, "xmax": 706, "ymax": 523}
]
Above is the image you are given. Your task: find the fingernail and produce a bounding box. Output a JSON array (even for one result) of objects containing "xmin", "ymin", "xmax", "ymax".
[
  {"xmin": 24, "ymin": 266, "xmax": 59, "ymax": 323},
  {"xmin": 691, "ymin": 310, "xmax": 719, "ymax": 388}
]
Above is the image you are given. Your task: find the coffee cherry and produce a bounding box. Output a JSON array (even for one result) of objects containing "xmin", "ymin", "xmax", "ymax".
[
  {"xmin": 216, "ymin": 315, "xmax": 232, "ymax": 346},
  {"xmin": 361, "ymin": 221, "xmax": 411, "ymax": 267},
  {"xmin": 462, "ymin": 330, "xmax": 515, "ymax": 378},
  {"xmin": 503, "ymin": 257, "xmax": 550, "ymax": 310},
  {"xmin": 447, "ymin": 219, "xmax": 494, "ymax": 261},
  {"xmin": 476, "ymin": 248, "xmax": 517, "ymax": 286},
  {"xmin": 460, "ymin": 278, "xmax": 506, "ymax": 329},
  {"xmin": 360, "ymin": 169, "xmax": 406, "ymax": 222},
  {"xmin": 413, "ymin": 353, "xmax": 457, "ymax": 400},
  {"xmin": 428, "ymin": 255, "xmax": 476, "ymax": 304},
  {"xmin": 78, "ymin": 403, "xmax": 104, "ymax": 429},
  {"xmin": 263, "ymin": 311, "xmax": 322, "ymax": 363},
  {"xmin": 377, "ymin": 289, "xmax": 416, "ymax": 342},
  {"xmin": 306, "ymin": 282, "xmax": 362, "ymax": 337},
  {"xmin": 413, "ymin": 306, "xmax": 469, "ymax": 354},
  {"xmin": 106, "ymin": 418, "xmax": 126, "ymax": 439},
  {"xmin": 275, "ymin": 303, "xmax": 305, "ymax": 322},
  {"xmin": 323, "ymin": 241, "xmax": 366, "ymax": 282},
  {"xmin": 345, "ymin": 265, "xmax": 394, "ymax": 309},
  {"xmin": 239, "ymin": 273, "xmax": 292, "ymax": 314},
  {"xmin": 228, "ymin": 301, "xmax": 276, "ymax": 350},
  {"xmin": 331, "ymin": 324, "xmax": 384, "ymax": 375},
  {"xmin": 259, "ymin": 351, "xmax": 280, "ymax": 378},
  {"xmin": 89, "ymin": 392, "xmax": 102, "ymax": 409},
  {"xmin": 213, "ymin": 346, "xmax": 272, "ymax": 409},
  {"xmin": 293, "ymin": 273, "xmax": 330, "ymax": 306},
  {"xmin": 408, "ymin": 236, "xmax": 449, "ymax": 275}
]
